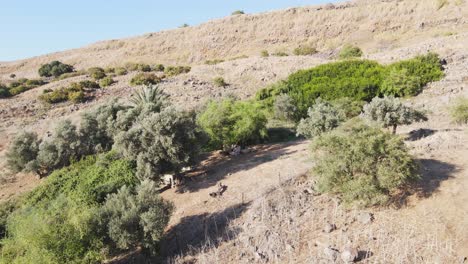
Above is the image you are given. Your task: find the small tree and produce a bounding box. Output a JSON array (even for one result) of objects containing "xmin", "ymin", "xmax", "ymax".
[
  {"xmin": 99, "ymin": 180, "xmax": 173, "ymax": 255},
  {"xmin": 197, "ymin": 99, "xmax": 268, "ymax": 150},
  {"xmin": 6, "ymin": 132, "xmax": 40, "ymax": 173},
  {"xmin": 361, "ymin": 96, "xmax": 427, "ymax": 134},
  {"xmin": 273, "ymin": 94, "xmax": 296, "ymax": 121},
  {"xmin": 311, "ymin": 120, "xmax": 419, "ymax": 207},
  {"xmin": 296, "ymin": 98, "xmax": 345, "ymax": 138}
]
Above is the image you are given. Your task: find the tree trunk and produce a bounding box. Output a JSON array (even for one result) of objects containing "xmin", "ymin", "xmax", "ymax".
[{"xmin": 392, "ymin": 124, "xmax": 397, "ymax": 134}]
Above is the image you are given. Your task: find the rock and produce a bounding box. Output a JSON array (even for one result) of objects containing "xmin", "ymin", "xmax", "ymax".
[
  {"xmin": 323, "ymin": 223, "xmax": 337, "ymax": 233},
  {"xmin": 356, "ymin": 212, "xmax": 374, "ymax": 224},
  {"xmin": 341, "ymin": 246, "xmax": 358, "ymax": 263},
  {"xmin": 324, "ymin": 246, "xmax": 340, "ymax": 261}
]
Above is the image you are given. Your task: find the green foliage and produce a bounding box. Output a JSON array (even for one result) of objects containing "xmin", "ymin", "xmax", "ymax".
[
  {"xmin": 255, "ymin": 54, "xmax": 443, "ymax": 120},
  {"xmin": 6, "ymin": 132, "xmax": 40, "ymax": 173},
  {"xmin": 386, "ymin": 52, "xmax": 444, "ymax": 87},
  {"xmin": 362, "ymin": 96, "xmax": 427, "ymax": 134},
  {"xmin": 1, "ymin": 78, "xmax": 46, "ymax": 97},
  {"xmin": 0, "ymin": 198, "xmax": 21, "ymax": 239},
  {"xmin": 38, "ymin": 61, "xmax": 74, "ymax": 78},
  {"xmin": 260, "ymin": 50, "xmax": 269, "ymax": 57},
  {"xmin": 25, "ymin": 152, "xmax": 137, "ymax": 206},
  {"xmin": 0, "ymin": 86, "xmax": 10, "ymax": 98},
  {"xmin": 205, "ymin": 59, "xmax": 225, "ymax": 65},
  {"xmin": 99, "ymin": 76, "xmax": 115, "ymax": 87},
  {"xmin": 198, "ymin": 98, "xmax": 268, "ymax": 150},
  {"xmin": 450, "ymin": 97, "xmax": 468, "ymax": 124},
  {"xmin": 114, "ymin": 67, "xmax": 128, "ymax": 75},
  {"xmin": 311, "ymin": 120, "xmax": 419, "ymax": 207},
  {"xmin": 98, "ymin": 180, "xmax": 173, "ymax": 255},
  {"xmin": 338, "ymin": 44, "xmax": 363, "ymax": 59},
  {"xmin": 231, "ymin": 10, "xmax": 245, "ymax": 15},
  {"xmin": 137, "ymin": 63, "xmax": 152, "ymax": 72},
  {"xmin": 130, "ymin": 73, "xmax": 161, "ymax": 86},
  {"xmin": 152, "ymin": 64, "xmax": 165, "ymax": 72},
  {"xmin": 115, "ymin": 107, "xmax": 202, "ymax": 180},
  {"xmin": 38, "ymin": 82, "xmax": 91, "ymax": 104},
  {"xmin": 88, "ymin": 67, "xmax": 106, "ymax": 80},
  {"xmin": 38, "ymin": 88, "xmax": 71, "ymax": 103},
  {"xmin": 164, "ymin": 65, "xmax": 191, "ymax": 77},
  {"xmin": 213, "ymin": 77, "xmax": 227, "ymax": 87},
  {"xmin": 293, "ymin": 45, "xmax": 318, "ymax": 56},
  {"xmin": 75, "ymin": 80, "xmax": 100, "ymax": 89},
  {"xmin": 180, "ymin": 23, "xmax": 189, "ymax": 28},
  {"xmin": 297, "ymin": 98, "xmax": 345, "ymax": 138},
  {"xmin": 331, "ymin": 97, "xmax": 365, "ymax": 119},
  {"xmin": 55, "ymin": 70, "xmax": 86, "ymax": 81},
  {"xmin": 68, "ymin": 90, "xmax": 85, "ymax": 103},
  {"xmin": 9, "ymin": 74, "xmax": 16, "ymax": 78},
  {"xmin": 130, "ymin": 85, "xmax": 168, "ymax": 108},
  {"xmin": 273, "ymin": 94, "xmax": 296, "ymax": 121}
]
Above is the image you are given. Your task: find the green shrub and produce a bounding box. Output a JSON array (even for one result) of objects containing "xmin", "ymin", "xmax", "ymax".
[
  {"xmin": 129, "ymin": 85, "xmax": 168, "ymax": 108},
  {"xmin": 331, "ymin": 97, "xmax": 365, "ymax": 119},
  {"xmin": 104, "ymin": 67, "xmax": 115, "ymax": 73},
  {"xmin": 385, "ymin": 52, "xmax": 444, "ymax": 87},
  {"xmin": 39, "ymin": 88, "xmax": 70, "ymax": 104},
  {"xmin": 68, "ymin": 91, "xmax": 85, "ymax": 103},
  {"xmin": 114, "ymin": 107, "xmax": 202, "ymax": 180},
  {"xmin": 130, "ymin": 73, "xmax": 161, "ymax": 86},
  {"xmin": 339, "ymin": 44, "xmax": 363, "ymax": 59},
  {"xmin": 450, "ymin": 97, "xmax": 468, "ymax": 124},
  {"xmin": 8, "ymin": 85, "xmax": 29, "ymax": 96},
  {"xmin": 311, "ymin": 120, "xmax": 419, "ymax": 207},
  {"xmin": 213, "ymin": 77, "xmax": 227, "ymax": 87},
  {"xmin": 6, "ymin": 132, "xmax": 40, "ymax": 173},
  {"xmin": 115, "ymin": 67, "xmax": 128, "ymax": 75},
  {"xmin": 260, "ymin": 50, "xmax": 269, "ymax": 57},
  {"xmin": 4, "ymin": 78, "xmax": 46, "ymax": 96},
  {"xmin": 380, "ymin": 68, "xmax": 421, "ymax": 97},
  {"xmin": 293, "ymin": 45, "xmax": 318, "ymax": 56},
  {"xmin": 137, "ymin": 63, "xmax": 152, "ymax": 72},
  {"xmin": 152, "ymin": 64, "xmax": 165, "ymax": 72},
  {"xmin": 164, "ymin": 66, "xmax": 191, "ymax": 77},
  {"xmin": 77, "ymin": 80, "xmax": 100, "ymax": 89},
  {"xmin": 0, "ymin": 86, "xmax": 11, "ymax": 98},
  {"xmin": 297, "ymin": 98, "xmax": 345, "ymax": 138},
  {"xmin": 198, "ymin": 98, "xmax": 267, "ymax": 150},
  {"xmin": 273, "ymin": 94, "xmax": 296, "ymax": 121},
  {"xmin": 99, "ymin": 76, "xmax": 115, "ymax": 87},
  {"xmin": 205, "ymin": 59, "xmax": 225, "ymax": 65},
  {"xmin": 55, "ymin": 70, "xmax": 86, "ymax": 80},
  {"xmin": 38, "ymin": 61, "xmax": 74, "ymax": 78},
  {"xmin": 180, "ymin": 23, "xmax": 189, "ymax": 28},
  {"xmin": 232, "ymin": 10, "xmax": 245, "ymax": 15},
  {"xmin": 88, "ymin": 67, "xmax": 106, "ymax": 80},
  {"xmin": 272, "ymin": 51, "xmax": 289, "ymax": 57},
  {"xmin": 9, "ymin": 74, "xmax": 16, "ymax": 78},
  {"xmin": 362, "ymin": 96, "xmax": 427, "ymax": 134},
  {"xmin": 98, "ymin": 180, "xmax": 173, "ymax": 255},
  {"xmin": 0, "ymin": 198, "xmax": 21, "ymax": 239}
]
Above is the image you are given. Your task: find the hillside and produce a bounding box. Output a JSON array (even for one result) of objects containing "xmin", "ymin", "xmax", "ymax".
[{"xmin": 0, "ymin": 0, "xmax": 468, "ymax": 263}]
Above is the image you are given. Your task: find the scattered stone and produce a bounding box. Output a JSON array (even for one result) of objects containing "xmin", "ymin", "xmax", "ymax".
[
  {"xmin": 341, "ymin": 246, "xmax": 359, "ymax": 263},
  {"xmin": 324, "ymin": 246, "xmax": 340, "ymax": 261},
  {"xmin": 323, "ymin": 223, "xmax": 337, "ymax": 233},
  {"xmin": 356, "ymin": 212, "xmax": 374, "ymax": 224}
]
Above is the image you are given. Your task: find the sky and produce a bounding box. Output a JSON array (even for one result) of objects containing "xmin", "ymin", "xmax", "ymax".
[{"xmin": 0, "ymin": 0, "xmax": 335, "ymax": 61}]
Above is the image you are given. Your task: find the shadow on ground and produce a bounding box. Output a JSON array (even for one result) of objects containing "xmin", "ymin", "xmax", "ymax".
[
  {"xmin": 393, "ymin": 159, "xmax": 457, "ymax": 207},
  {"xmin": 178, "ymin": 140, "xmax": 304, "ymax": 193},
  {"xmin": 160, "ymin": 202, "xmax": 250, "ymax": 260}
]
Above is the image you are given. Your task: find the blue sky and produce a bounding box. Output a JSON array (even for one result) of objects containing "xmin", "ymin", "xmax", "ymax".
[{"xmin": 0, "ymin": 0, "xmax": 334, "ymax": 61}]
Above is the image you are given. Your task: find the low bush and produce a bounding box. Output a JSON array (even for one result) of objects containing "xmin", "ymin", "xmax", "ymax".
[
  {"xmin": 380, "ymin": 68, "xmax": 422, "ymax": 97},
  {"xmin": 98, "ymin": 180, "xmax": 173, "ymax": 255},
  {"xmin": 0, "ymin": 85, "xmax": 10, "ymax": 98},
  {"xmin": 38, "ymin": 61, "xmax": 74, "ymax": 78},
  {"xmin": 1, "ymin": 78, "xmax": 46, "ymax": 97},
  {"xmin": 115, "ymin": 67, "xmax": 128, "ymax": 75},
  {"xmin": 38, "ymin": 87, "xmax": 70, "ymax": 103},
  {"xmin": 130, "ymin": 73, "xmax": 161, "ymax": 86},
  {"xmin": 213, "ymin": 77, "xmax": 227, "ymax": 87},
  {"xmin": 450, "ymin": 97, "xmax": 468, "ymax": 124},
  {"xmin": 331, "ymin": 97, "xmax": 365, "ymax": 119},
  {"xmin": 272, "ymin": 51, "xmax": 289, "ymax": 57},
  {"xmin": 77, "ymin": 80, "xmax": 100, "ymax": 89},
  {"xmin": 100, "ymin": 76, "xmax": 115, "ymax": 87},
  {"xmin": 6, "ymin": 131, "xmax": 40, "ymax": 173},
  {"xmin": 137, "ymin": 63, "xmax": 152, "ymax": 72},
  {"xmin": 55, "ymin": 70, "xmax": 86, "ymax": 80},
  {"xmin": 198, "ymin": 98, "xmax": 267, "ymax": 150},
  {"xmin": 293, "ymin": 45, "xmax": 318, "ymax": 56},
  {"xmin": 164, "ymin": 65, "xmax": 191, "ymax": 77},
  {"xmin": 68, "ymin": 90, "xmax": 85, "ymax": 103},
  {"xmin": 205, "ymin": 59, "xmax": 225, "ymax": 65},
  {"xmin": 152, "ymin": 64, "xmax": 165, "ymax": 72},
  {"xmin": 361, "ymin": 96, "xmax": 427, "ymax": 134},
  {"xmin": 260, "ymin": 50, "xmax": 269, "ymax": 57},
  {"xmin": 297, "ymin": 98, "xmax": 345, "ymax": 138},
  {"xmin": 232, "ymin": 10, "xmax": 245, "ymax": 15},
  {"xmin": 104, "ymin": 67, "xmax": 115, "ymax": 73},
  {"xmin": 88, "ymin": 67, "xmax": 106, "ymax": 80},
  {"xmin": 338, "ymin": 44, "xmax": 363, "ymax": 59},
  {"xmin": 311, "ymin": 120, "xmax": 419, "ymax": 207}
]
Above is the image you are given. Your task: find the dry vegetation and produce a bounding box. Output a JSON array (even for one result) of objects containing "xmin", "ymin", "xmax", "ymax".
[{"xmin": 0, "ymin": 0, "xmax": 468, "ymax": 263}]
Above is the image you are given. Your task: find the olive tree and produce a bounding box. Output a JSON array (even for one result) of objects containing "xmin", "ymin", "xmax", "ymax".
[
  {"xmin": 296, "ymin": 98, "xmax": 345, "ymax": 139},
  {"xmin": 6, "ymin": 132, "xmax": 41, "ymax": 173},
  {"xmin": 361, "ymin": 96, "xmax": 427, "ymax": 134}
]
